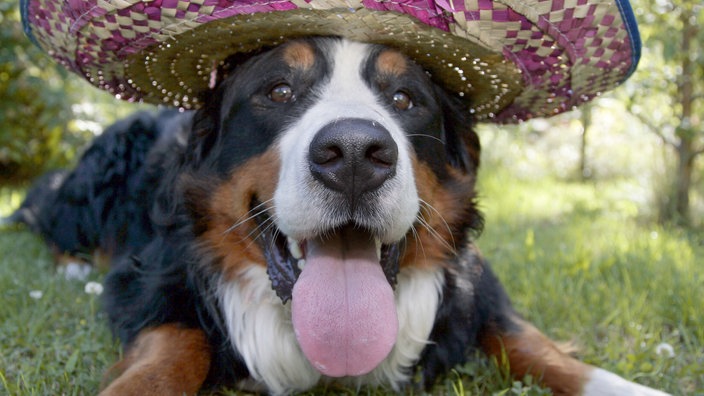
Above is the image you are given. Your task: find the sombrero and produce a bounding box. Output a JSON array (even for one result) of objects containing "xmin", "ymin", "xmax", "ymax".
[{"xmin": 21, "ymin": 0, "xmax": 640, "ymax": 122}]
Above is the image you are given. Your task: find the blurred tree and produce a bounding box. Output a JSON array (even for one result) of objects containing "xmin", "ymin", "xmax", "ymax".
[
  {"xmin": 625, "ymin": 0, "xmax": 703, "ymax": 225},
  {"xmin": 0, "ymin": 0, "xmax": 77, "ymax": 182},
  {"xmin": 578, "ymin": 103, "xmax": 593, "ymax": 181},
  {"xmin": 0, "ymin": 0, "xmax": 145, "ymax": 184}
]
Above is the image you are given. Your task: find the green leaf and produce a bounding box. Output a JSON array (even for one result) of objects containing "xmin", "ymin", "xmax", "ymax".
[{"xmin": 64, "ymin": 350, "xmax": 79, "ymax": 374}]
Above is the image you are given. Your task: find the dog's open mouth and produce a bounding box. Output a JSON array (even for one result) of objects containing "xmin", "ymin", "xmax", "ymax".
[{"xmin": 255, "ymin": 204, "xmax": 402, "ymax": 377}]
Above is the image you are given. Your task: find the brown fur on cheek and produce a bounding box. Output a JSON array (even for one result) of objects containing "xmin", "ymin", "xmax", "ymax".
[
  {"xmin": 192, "ymin": 149, "xmax": 281, "ymax": 280},
  {"xmin": 401, "ymin": 159, "xmax": 476, "ymax": 269}
]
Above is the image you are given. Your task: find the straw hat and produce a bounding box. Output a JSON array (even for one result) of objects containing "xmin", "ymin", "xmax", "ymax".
[{"xmin": 21, "ymin": 0, "xmax": 640, "ymax": 122}]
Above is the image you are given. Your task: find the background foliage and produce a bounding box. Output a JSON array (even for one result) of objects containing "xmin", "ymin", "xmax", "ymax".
[
  {"xmin": 0, "ymin": 1, "xmax": 79, "ymax": 182},
  {"xmin": 477, "ymin": 0, "xmax": 704, "ymax": 227},
  {"xmin": 624, "ymin": 0, "xmax": 703, "ymax": 225},
  {"xmin": 0, "ymin": 0, "xmax": 701, "ymax": 225},
  {"xmin": 0, "ymin": 1, "xmax": 143, "ymax": 183}
]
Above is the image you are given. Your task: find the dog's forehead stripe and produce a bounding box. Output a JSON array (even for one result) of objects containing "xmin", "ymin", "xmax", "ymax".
[
  {"xmin": 376, "ymin": 50, "xmax": 408, "ymax": 76},
  {"xmin": 283, "ymin": 41, "xmax": 316, "ymax": 70}
]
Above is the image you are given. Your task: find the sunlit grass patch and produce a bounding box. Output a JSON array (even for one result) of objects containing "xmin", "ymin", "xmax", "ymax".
[
  {"xmin": 0, "ymin": 187, "xmax": 25, "ymax": 217},
  {"xmin": 477, "ymin": 169, "xmax": 703, "ymax": 394}
]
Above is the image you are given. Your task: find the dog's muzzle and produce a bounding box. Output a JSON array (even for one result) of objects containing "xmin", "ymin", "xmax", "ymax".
[{"xmin": 260, "ymin": 117, "xmax": 409, "ymax": 378}]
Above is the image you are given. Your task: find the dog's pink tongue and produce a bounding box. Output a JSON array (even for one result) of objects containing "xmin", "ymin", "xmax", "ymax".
[{"xmin": 292, "ymin": 229, "xmax": 398, "ymax": 377}]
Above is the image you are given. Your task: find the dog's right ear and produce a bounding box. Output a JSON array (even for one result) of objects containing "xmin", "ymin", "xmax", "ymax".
[
  {"xmin": 188, "ymin": 85, "xmax": 227, "ymax": 167},
  {"xmin": 188, "ymin": 48, "xmax": 266, "ymax": 168},
  {"xmin": 435, "ymin": 87, "xmax": 481, "ymax": 174}
]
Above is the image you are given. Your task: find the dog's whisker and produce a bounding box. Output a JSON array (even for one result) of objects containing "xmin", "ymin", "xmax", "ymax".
[
  {"xmin": 220, "ymin": 204, "xmax": 278, "ymax": 248},
  {"xmin": 419, "ymin": 198, "xmax": 456, "ymax": 246},
  {"xmin": 242, "ymin": 214, "xmax": 277, "ymax": 248},
  {"xmin": 266, "ymin": 226, "xmax": 284, "ymax": 254},
  {"xmin": 239, "ymin": 209, "xmax": 286, "ymax": 252},
  {"xmin": 407, "ymin": 224, "xmax": 427, "ymax": 261},
  {"xmin": 222, "ymin": 198, "xmax": 275, "ymax": 236},
  {"xmin": 406, "ymin": 133, "xmax": 444, "ymax": 145},
  {"xmin": 415, "ymin": 216, "xmax": 447, "ymax": 255},
  {"xmin": 231, "ymin": 199, "xmax": 275, "ymax": 232},
  {"xmin": 415, "ymin": 199, "xmax": 457, "ymax": 255}
]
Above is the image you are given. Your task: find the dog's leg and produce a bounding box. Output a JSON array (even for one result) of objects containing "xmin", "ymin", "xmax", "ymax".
[
  {"xmin": 99, "ymin": 323, "xmax": 211, "ymax": 396},
  {"xmin": 480, "ymin": 317, "xmax": 669, "ymax": 396}
]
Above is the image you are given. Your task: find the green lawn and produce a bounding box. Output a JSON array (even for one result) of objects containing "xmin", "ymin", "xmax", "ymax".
[{"xmin": 0, "ymin": 169, "xmax": 701, "ymax": 395}]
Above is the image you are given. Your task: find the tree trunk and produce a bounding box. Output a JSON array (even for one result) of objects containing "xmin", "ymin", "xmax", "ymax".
[
  {"xmin": 673, "ymin": 138, "xmax": 693, "ymax": 224},
  {"xmin": 578, "ymin": 104, "xmax": 592, "ymax": 181},
  {"xmin": 667, "ymin": 7, "xmax": 699, "ymax": 225}
]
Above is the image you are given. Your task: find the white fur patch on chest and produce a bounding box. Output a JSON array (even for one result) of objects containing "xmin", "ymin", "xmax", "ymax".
[{"xmin": 218, "ymin": 264, "xmax": 445, "ymax": 394}]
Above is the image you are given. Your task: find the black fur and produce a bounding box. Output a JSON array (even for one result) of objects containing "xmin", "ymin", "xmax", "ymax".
[{"xmin": 8, "ymin": 109, "xmax": 189, "ymax": 258}]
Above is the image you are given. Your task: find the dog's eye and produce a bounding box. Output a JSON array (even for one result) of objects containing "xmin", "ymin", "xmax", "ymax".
[
  {"xmin": 392, "ymin": 91, "xmax": 413, "ymax": 111},
  {"xmin": 269, "ymin": 83, "xmax": 294, "ymax": 103}
]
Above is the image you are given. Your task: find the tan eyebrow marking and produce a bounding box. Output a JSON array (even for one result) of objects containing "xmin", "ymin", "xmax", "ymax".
[
  {"xmin": 376, "ymin": 49, "xmax": 408, "ymax": 76},
  {"xmin": 283, "ymin": 41, "xmax": 316, "ymax": 70}
]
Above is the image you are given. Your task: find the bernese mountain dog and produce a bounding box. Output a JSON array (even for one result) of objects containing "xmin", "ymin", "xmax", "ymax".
[
  {"xmin": 12, "ymin": 37, "xmax": 667, "ymax": 395},
  {"xmin": 6, "ymin": 109, "xmax": 188, "ymax": 268}
]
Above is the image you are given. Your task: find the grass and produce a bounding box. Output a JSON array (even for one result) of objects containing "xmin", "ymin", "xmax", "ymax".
[
  {"xmin": 1, "ymin": 168, "xmax": 702, "ymax": 395},
  {"xmin": 475, "ymin": 170, "xmax": 703, "ymax": 394},
  {"xmin": 0, "ymin": 224, "xmax": 116, "ymax": 394}
]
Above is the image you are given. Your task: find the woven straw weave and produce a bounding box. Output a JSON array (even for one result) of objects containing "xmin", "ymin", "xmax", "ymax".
[{"xmin": 22, "ymin": 0, "xmax": 640, "ymax": 122}]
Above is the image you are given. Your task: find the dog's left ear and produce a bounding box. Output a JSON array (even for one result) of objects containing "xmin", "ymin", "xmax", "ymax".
[{"xmin": 435, "ymin": 87, "xmax": 481, "ymax": 173}]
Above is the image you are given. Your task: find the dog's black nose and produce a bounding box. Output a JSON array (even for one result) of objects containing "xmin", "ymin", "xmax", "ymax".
[{"xmin": 309, "ymin": 118, "xmax": 398, "ymax": 198}]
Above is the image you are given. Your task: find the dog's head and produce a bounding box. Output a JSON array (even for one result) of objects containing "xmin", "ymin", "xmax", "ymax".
[{"xmin": 184, "ymin": 37, "xmax": 482, "ymax": 381}]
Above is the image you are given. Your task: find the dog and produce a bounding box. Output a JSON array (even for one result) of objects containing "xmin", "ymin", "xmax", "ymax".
[
  {"xmin": 6, "ymin": 109, "xmax": 188, "ymax": 270},
  {"xmin": 5, "ymin": 169, "xmax": 67, "ymax": 233},
  {"xmin": 14, "ymin": 37, "xmax": 667, "ymax": 395}
]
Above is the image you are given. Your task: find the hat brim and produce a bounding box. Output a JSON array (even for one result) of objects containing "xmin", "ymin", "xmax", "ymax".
[{"xmin": 22, "ymin": 0, "xmax": 640, "ymax": 122}]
